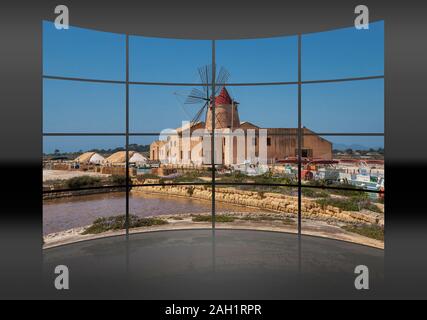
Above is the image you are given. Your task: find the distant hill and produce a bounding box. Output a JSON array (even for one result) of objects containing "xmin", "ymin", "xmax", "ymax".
[
  {"xmin": 44, "ymin": 144, "xmax": 150, "ymax": 157},
  {"xmin": 87, "ymin": 144, "xmax": 150, "ymax": 154},
  {"xmin": 333, "ymin": 143, "xmax": 381, "ymax": 151}
]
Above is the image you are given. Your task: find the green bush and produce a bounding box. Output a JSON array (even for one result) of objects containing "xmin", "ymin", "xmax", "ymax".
[
  {"xmin": 191, "ymin": 214, "xmax": 235, "ymax": 223},
  {"xmin": 238, "ymin": 215, "xmax": 295, "ymax": 225},
  {"xmin": 109, "ymin": 175, "xmax": 127, "ymax": 186},
  {"xmin": 82, "ymin": 214, "xmax": 168, "ymax": 234},
  {"xmin": 316, "ymin": 195, "xmax": 383, "ymax": 213},
  {"xmin": 252, "ymin": 172, "xmax": 294, "ymax": 185},
  {"xmin": 170, "ymin": 172, "xmax": 205, "ymax": 183},
  {"xmin": 140, "ymin": 173, "xmax": 160, "ymax": 179},
  {"xmin": 169, "ymin": 216, "xmax": 184, "ymax": 220},
  {"xmin": 302, "ymin": 188, "xmax": 330, "ymax": 198},
  {"xmin": 316, "ymin": 198, "xmax": 359, "ymax": 211},
  {"xmin": 342, "ymin": 224, "xmax": 384, "ymax": 241},
  {"xmin": 66, "ymin": 176, "xmax": 102, "ymax": 189}
]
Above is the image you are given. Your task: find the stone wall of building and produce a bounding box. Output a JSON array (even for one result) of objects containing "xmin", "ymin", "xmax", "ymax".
[{"xmin": 302, "ymin": 129, "xmax": 333, "ymax": 160}]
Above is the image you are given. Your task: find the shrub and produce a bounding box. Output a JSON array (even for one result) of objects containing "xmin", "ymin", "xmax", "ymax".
[
  {"xmin": 140, "ymin": 173, "xmax": 160, "ymax": 179},
  {"xmin": 82, "ymin": 214, "xmax": 168, "ymax": 234},
  {"xmin": 110, "ymin": 175, "xmax": 127, "ymax": 186},
  {"xmin": 169, "ymin": 216, "xmax": 184, "ymax": 220},
  {"xmin": 171, "ymin": 172, "xmax": 204, "ymax": 183},
  {"xmin": 302, "ymin": 188, "xmax": 330, "ymax": 198},
  {"xmin": 362, "ymin": 201, "xmax": 383, "ymax": 213},
  {"xmin": 238, "ymin": 215, "xmax": 295, "ymax": 225},
  {"xmin": 191, "ymin": 214, "xmax": 235, "ymax": 223},
  {"xmin": 187, "ymin": 186, "xmax": 195, "ymax": 196},
  {"xmin": 66, "ymin": 176, "xmax": 102, "ymax": 189},
  {"xmin": 316, "ymin": 198, "xmax": 359, "ymax": 212}
]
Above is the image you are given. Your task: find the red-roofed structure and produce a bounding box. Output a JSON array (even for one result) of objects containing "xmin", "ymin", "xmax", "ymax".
[{"xmin": 214, "ymin": 87, "xmax": 233, "ymax": 105}]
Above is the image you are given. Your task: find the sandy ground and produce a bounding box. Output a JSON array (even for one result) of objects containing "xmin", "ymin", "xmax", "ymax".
[{"xmin": 43, "ymin": 170, "xmax": 110, "ymax": 182}]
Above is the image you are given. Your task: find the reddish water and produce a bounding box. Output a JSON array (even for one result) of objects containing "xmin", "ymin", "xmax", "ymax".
[{"xmin": 43, "ymin": 191, "xmax": 262, "ymax": 235}]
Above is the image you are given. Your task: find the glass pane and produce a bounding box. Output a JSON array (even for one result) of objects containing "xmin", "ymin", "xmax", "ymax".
[
  {"xmin": 129, "ymin": 136, "xmax": 212, "ymax": 183},
  {"xmin": 225, "ymin": 85, "xmax": 297, "ymax": 128},
  {"xmin": 300, "ymin": 135, "xmax": 384, "ymax": 247},
  {"xmin": 130, "ymin": 85, "xmax": 207, "ymax": 133},
  {"xmin": 43, "ymin": 136, "xmax": 127, "ymax": 243},
  {"xmin": 212, "ymin": 185, "xmax": 298, "ymax": 232},
  {"xmin": 129, "ymin": 36, "xmax": 211, "ymax": 82},
  {"xmin": 43, "ymin": 79, "xmax": 125, "ymax": 133},
  {"xmin": 211, "ymin": 85, "xmax": 298, "ymax": 183},
  {"xmin": 129, "ymin": 136, "xmax": 212, "ymax": 230},
  {"xmin": 302, "ymin": 78, "xmax": 384, "ymax": 133},
  {"xmin": 301, "ymin": 187, "xmax": 384, "ymax": 247},
  {"xmin": 43, "ymin": 21, "xmax": 126, "ymax": 80},
  {"xmin": 129, "ymin": 185, "xmax": 298, "ymax": 233},
  {"xmin": 327, "ymin": 135, "xmax": 384, "ymax": 161},
  {"xmin": 216, "ymin": 36, "xmax": 298, "ymax": 83},
  {"xmin": 302, "ymin": 21, "xmax": 384, "ymax": 81},
  {"xmin": 300, "ymin": 135, "xmax": 384, "ymax": 187}
]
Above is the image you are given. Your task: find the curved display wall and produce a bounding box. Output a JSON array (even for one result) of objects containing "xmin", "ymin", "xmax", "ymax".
[{"xmin": 42, "ymin": 20, "xmax": 384, "ymax": 248}]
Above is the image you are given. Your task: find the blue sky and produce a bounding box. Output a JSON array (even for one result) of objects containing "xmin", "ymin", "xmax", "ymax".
[{"xmin": 43, "ymin": 20, "xmax": 384, "ymax": 153}]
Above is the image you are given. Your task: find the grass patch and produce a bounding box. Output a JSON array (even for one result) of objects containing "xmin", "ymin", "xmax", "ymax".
[
  {"xmin": 305, "ymin": 181, "xmax": 367, "ymax": 197},
  {"xmin": 162, "ymin": 171, "xmax": 209, "ymax": 183},
  {"xmin": 316, "ymin": 197, "xmax": 359, "ymax": 211},
  {"xmin": 169, "ymin": 216, "xmax": 184, "ymax": 220},
  {"xmin": 239, "ymin": 216, "xmax": 278, "ymax": 222},
  {"xmin": 191, "ymin": 214, "xmax": 235, "ymax": 223},
  {"xmin": 316, "ymin": 194, "xmax": 383, "ymax": 213},
  {"xmin": 218, "ymin": 172, "xmax": 295, "ymax": 185},
  {"xmin": 302, "ymin": 188, "xmax": 330, "ymax": 198},
  {"xmin": 342, "ymin": 224, "xmax": 384, "ymax": 241},
  {"xmin": 82, "ymin": 214, "xmax": 168, "ymax": 234},
  {"xmin": 239, "ymin": 215, "xmax": 295, "ymax": 225}
]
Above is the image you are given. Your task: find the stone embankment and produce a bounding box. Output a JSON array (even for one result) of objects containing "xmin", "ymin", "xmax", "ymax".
[
  {"xmin": 43, "ymin": 186, "xmax": 124, "ymax": 200},
  {"xmin": 133, "ymin": 185, "xmax": 384, "ymax": 226}
]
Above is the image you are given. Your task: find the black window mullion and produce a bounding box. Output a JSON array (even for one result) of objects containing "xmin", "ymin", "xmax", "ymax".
[
  {"xmin": 125, "ymin": 34, "xmax": 130, "ymax": 237},
  {"xmin": 298, "ymin": 34, "xmax": 302, "ymax": 237},
  {"xmin": 211, "ymin": 40, "xmax": 216, "ymax": 231}
]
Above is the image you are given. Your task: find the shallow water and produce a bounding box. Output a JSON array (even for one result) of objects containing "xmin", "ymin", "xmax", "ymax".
[{"xmin": 43, "ymin": 191, "xmax": 263, "ymax": 235}]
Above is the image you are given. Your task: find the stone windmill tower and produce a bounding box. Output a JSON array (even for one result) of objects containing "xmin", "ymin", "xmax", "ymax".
[{"xmin": 205, "ymin": 87, "xmax": 240, "ymax": 131}]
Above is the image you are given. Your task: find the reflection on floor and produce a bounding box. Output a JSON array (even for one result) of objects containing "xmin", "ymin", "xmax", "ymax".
[{"xmin": 43, "ymin": 229, "xmax": 384, "ymax": 299}]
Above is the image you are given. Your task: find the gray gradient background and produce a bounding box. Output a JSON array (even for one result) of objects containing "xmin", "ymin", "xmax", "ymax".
[{"xmin": 0, "ymin": 0, "xmax": 426, "ymax": 299}]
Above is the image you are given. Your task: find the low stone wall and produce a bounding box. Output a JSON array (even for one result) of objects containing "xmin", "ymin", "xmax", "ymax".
[
  {"xmin": 43, "ymin": 187, "xmax": 124, "ymax": 200},
  {"xmin": 132, "ymin": 185, "xmax": 383, "ymax": 226}
]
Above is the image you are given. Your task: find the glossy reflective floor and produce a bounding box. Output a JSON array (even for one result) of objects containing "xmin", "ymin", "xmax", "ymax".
[{"xmin": 43, "ymin": 229, "xmax": 384, "ymax": 299}]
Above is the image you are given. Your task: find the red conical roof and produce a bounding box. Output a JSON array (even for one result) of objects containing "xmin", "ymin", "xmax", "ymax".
[{"xmin": 214, "ymin": 87, "xmax": 232, "ymax": 105}]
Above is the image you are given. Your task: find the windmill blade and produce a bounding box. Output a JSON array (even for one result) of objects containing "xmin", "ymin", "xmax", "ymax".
[
  {"xmin": 184, "ymin": 88, "xmax": 207, "ymax": 104},
  {"xmin": 173, "ymin": 91, "xmax": 196, "ymax": 121},
  {"xmin": 191, "ymin": 101, "xmax": 209, "ymax": 124},
  {"xmin": 215, "ymin": 67, "xmax": 230, "ymax": 87},
  {"xmin": 198, "ymin": 64, "xmax": 212, "ymax": 91}
]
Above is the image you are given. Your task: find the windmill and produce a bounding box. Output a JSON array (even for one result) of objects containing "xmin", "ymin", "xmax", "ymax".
[{"xmin": 182, "ymin": 64, "xmax": 233, "ymax": 127}]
